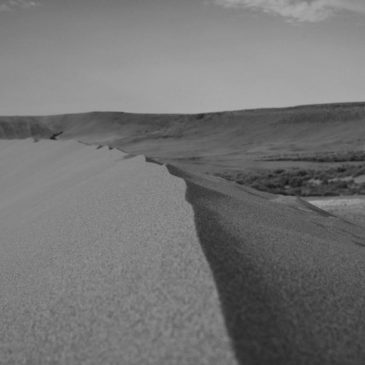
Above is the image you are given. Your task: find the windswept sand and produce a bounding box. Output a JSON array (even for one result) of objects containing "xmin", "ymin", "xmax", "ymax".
[
  {"xmin": 0, "ymin": 139, "xmax": 365, "ymax": 364},
  {"xmin": 0, "ymin": 140, "xmax": 235, "ymax": 365},
  {"xmin": 308, "ymin": 196, "xmax": 365, "ymax": 227}
]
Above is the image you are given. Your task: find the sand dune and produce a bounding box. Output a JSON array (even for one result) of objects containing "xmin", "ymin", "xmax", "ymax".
[
  {"xmin": 0, "ymin": 140, "xmax": 236, "ymax": 364},
  {"xmin": 0, "ymin": 138, "xmax": 365, "ymax": 364},
  {"xmin": 1, "ymin": 103, "xmax": 365, "ymax": 364},
  {"xmin": 169, "ymin": 166, "xmax": 365, "ymax": 364}
]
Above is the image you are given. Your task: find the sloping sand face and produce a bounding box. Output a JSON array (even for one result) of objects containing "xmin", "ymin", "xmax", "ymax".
[
  {"xmin": 0, "ymin": 140, "xmax": 236, "ymax": 365},
  {"xmin": 308, "ymin": 197, "xmax": 365, "ymax": 227},
  {"xmin": 168, "ymin": 166, "xmax": 365, "ymax": 365},
  {"xmin": 1, "ymin": 139, "xmax": 365, "ymax": 365}
]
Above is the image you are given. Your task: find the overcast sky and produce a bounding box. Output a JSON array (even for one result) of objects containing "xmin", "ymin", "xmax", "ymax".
[{"xmin": 0, "ymin": 0, "xmax": 364, "ymax": 115}]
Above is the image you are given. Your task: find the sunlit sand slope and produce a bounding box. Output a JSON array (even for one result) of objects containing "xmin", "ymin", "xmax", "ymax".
[
  {"xmin": 309, "ymin": 197, "xmax": 365, "ymax": 227},
  {"xmin": 0, "ymin": 140, "xmax": 236, "ymax": 365},
  {"xmin": 1, "ymin": 139, "xmax": 365, "ymax": 364}
]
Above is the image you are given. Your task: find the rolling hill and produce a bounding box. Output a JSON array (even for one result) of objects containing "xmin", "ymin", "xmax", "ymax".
[{"xmin": 1, "ymin": 102, "xmax": 364, "ymax": 174}]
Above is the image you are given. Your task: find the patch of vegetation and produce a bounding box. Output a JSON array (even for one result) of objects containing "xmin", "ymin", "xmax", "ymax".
[
  {"xmin": 216, "ymin": 164, "xmax": 365, "ymax": 196},
  {"xmin": 263, "ymin": 151, "xmax": 365, "ymax": 163}
]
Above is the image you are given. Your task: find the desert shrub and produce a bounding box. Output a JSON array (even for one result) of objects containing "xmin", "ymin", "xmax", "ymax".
[
  {"xmin": 265, "ymin": 151, "xmax": 365, "ymax": 163},
  {"xmin": 297, "ymin": 169, "xmax": 308, "ymax": 177},
  {"xmin": 287, "ymin": 176, "xmax": 304, "ymax": 187},
  {"xmin": 214, "ymin": 162, "xmax": 365, "ymax": 197}
]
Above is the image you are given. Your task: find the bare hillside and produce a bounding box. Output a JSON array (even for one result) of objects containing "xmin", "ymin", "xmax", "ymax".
[{"xmin": 1, "ymin": 102, "xmax": 364, "ymax": 173}]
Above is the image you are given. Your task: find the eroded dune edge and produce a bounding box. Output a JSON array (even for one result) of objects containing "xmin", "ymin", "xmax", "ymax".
[{"xmin": 0, "ymin": 138, "xmax": 364, "ymax": 365}]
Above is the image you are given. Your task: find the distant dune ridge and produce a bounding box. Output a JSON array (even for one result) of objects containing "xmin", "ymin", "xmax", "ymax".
[
  {"xmin": 0, "ymin": 140, "xmax": 237, "ymax": 364},
  {"xmin": 1, "ymin": 102, "xmax": 365, "ymax": 170},
  {"xmin": 0, "ymin": 102, "xmax": 365, "ymax": 364}
]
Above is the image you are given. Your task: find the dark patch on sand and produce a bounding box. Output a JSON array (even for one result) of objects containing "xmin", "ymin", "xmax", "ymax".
[
  {"xmin": 49, "ymin": 131, "xmax": 64, "ymax": 140},
  {"xmin": 166, "ymin": 164, "xmax": 365, "ymax": 365},
  {"xmin": 145, "ymin": 156, "xmax": 164, "ymax": 166}
]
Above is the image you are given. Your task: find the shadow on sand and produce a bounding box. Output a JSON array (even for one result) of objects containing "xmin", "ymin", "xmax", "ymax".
[
  {"xmin": 165, "ymin": 163, "xmax": 365, "ymax": 365},
  {"xmin": 181, "ymin": 180, "xmax": 299, "ymax": 365}
]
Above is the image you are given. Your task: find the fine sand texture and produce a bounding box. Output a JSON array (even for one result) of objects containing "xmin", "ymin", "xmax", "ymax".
[
  {"xmin": 0, "ymin": 139, "xmax": 365, "ymax": 364},
  {"xmin": 308, "ymin": 196, "xmax": 365, "ymax": 227},
  {"xmin": 167, "ymin": 166, "xmax": 365, "ymax": 365},
  {"xmin": 0, "ymin": 140, "xmax": 235, "ymax": 365}
]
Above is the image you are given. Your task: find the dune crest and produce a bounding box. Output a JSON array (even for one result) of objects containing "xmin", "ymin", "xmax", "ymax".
[
  {"xmin": 0, "ymin": 115, "xmax": 365, "ymax": 363},
  {"xmin": 0, "ymin": 139, "xmax": 236, "ymax": 364}
]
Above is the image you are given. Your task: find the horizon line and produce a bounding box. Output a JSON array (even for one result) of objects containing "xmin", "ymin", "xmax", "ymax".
[{"xmin": 1, "ymin": 100, "xmax": 365, "ymax": 118}]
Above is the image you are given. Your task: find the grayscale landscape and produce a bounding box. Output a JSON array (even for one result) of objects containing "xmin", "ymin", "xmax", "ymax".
[
  {"xmin": 1, "ymin": 104, "xmax": 365, "ymax": 364},
  {"xmin": 1, "ymin": 1, "xmax": 365, "ymax": 364}
]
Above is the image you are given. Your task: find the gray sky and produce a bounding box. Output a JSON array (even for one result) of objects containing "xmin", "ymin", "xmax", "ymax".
[{"xmin": 0, "ymin": 0, "xmax": 364, "ymax": 115}]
